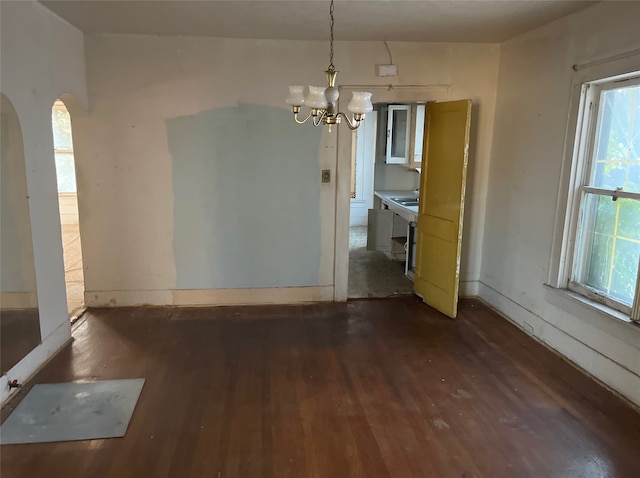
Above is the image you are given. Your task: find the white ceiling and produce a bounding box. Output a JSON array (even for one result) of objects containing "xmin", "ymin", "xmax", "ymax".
[{"xmin": 40, "ymin": 0, "xmax": 599, "ymax": 43}]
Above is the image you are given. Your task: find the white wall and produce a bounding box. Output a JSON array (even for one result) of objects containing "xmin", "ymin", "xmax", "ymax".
[
  {"xmin": 77, "ymin": 36, "xmax": 499, "ymax": 306},
  {"xmin": 481, "ymin": 1, "xmax": 640, "ymax": 406},
  {"xmin": 1, "ymin": 95, "xmax": 37, "ymax": 303},
  {"xmin": 0, "ymin": 0, "xmax": 87, "ymax": 404}
]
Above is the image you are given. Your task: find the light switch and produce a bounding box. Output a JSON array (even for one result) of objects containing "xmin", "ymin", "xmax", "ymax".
[{"xmin": 322, "ymin": 169, "xmax": 331, "ymax": 183}]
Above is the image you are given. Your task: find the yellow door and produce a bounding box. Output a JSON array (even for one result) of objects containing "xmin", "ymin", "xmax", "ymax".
[{"xmin": 414, "ymin": 100, "xmax": 471, "ymax": 318}]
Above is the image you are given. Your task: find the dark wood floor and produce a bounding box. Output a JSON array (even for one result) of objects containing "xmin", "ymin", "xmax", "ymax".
[
  {"xmin": 1, "ymin": 309, "xmax": 41, "ymax": 374},
  {"xmin": 2, "ymin": 297, "xmax": 640, "ymax": 477}
]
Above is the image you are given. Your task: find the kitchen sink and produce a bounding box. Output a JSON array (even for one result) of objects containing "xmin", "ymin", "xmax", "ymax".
[
  {"xmin": 390, "ymin": 197, "xmax": 420, "ymax": 207},
  {"xmin": 390, "ymin": 197, "xmax": 416, "ymax": 202}
]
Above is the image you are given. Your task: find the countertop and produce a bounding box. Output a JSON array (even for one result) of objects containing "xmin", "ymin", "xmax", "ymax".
[{"xmin": 374, "ymin": 190, "xmax": 419, "ymax": 222}]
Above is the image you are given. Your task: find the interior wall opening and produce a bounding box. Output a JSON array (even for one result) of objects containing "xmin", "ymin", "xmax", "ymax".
[
  {"xmin": 52, "ymin": 99, "xmax": 85, "ymax": 319},
  {"xmin": 1, "ymin": 93, "xmax": 42, "ymax": 374},
  {"xmin": 347, "ymin": 102, "xmax": 424, "ymax": 299}
]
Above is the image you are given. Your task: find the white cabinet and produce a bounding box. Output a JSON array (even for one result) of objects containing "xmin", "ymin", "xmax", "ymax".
[
  {"xmin": 367, "ymin": 207, "xmax": 408, "ymax": 259},
  {"xmin": 384, "ymin": 104, "xmax": 426, "ymax": 168},
  {"xmin": 385, "ymin": 105, "xmax": 412, "ymax": 164},
  {"xmin": 366, "ymin": 209, "xmax": 394, "ymax": 251},
  {"xmin": 410, "ymin": 104, "xmax": 426, "ymax": 169}
]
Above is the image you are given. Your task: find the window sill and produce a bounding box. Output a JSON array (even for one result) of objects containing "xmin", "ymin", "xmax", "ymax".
[{"xmin": 543, "ymin": 284, "xmax": 640, "ymax": 349}]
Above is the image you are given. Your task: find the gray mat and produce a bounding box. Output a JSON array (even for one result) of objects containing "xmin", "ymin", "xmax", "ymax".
[{"xmin": 0, "ymin": 379, "xmax": 145, "ymax": 445}]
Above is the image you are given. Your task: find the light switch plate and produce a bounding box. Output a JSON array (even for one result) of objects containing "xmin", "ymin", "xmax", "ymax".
[{"xmin": 322, "ymin": 169, "xmax": 331, "ymax": 183}]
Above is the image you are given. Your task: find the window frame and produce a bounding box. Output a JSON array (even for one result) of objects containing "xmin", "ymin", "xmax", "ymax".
[{"xmin": 550, "ymin": 57, "xmax": 640, "ymax": 322}]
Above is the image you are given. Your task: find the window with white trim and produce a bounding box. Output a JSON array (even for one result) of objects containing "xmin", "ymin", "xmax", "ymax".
[{"xmin": 567, "ymin": 72, "xmax": 640, "ymax": 321}]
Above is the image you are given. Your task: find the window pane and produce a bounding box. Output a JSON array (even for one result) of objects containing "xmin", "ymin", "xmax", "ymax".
[
  {"xmin": 55, "ymin": 152, "xmax": 77, "ymax": 193},
  {"xmin": 580, "ymin": 193, "xmax": 640, "ymax": 306},
  {"xmin": 617, "ymin": 197, "xmax": 640, "ymax": 241},
  {"xmin": 610, "ymin": 238, "xmax": 640, "ymax": 305},
  {"xmin": 591, "ymin": 85, "xmax": 640, "ymax": 193},
  {"xmin": 585, "ymin": 224, "xmax": 613, "ymax": 292},
  {"xmin": 52, "ymin": 107, "xmax": 73, "ymax": 150},
  {"xmin": 390, "ymin": 109, "xmax": 407, "ymax": 158}
]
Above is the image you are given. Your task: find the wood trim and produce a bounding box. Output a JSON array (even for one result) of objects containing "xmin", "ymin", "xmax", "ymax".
[
  {"xmin": 0, "ymin": 292, "xmax": 39, "ymax": 309},
  {"xmin": 0, "ymin": 320, "xmax": 71, "ymax": 406},
  {"xmin": 479, "ymin": 280, "xmax": 640, "ymax": 407},
  {"xmin": 633, "ymin": 266, "xmax": 640, "ymax": 322},
  {"xmin": 581, "ymin": 186, "xmax": 640, "ymax": 201},
  {"xmin": 84, "ymin": 286, "xmax": 335, "ymax": 308}
]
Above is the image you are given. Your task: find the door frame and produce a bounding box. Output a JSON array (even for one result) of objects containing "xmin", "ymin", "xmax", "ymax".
[
  {"xmin": 349, "ymin": 113, "xmax": 377, "ymax": 227},
  {"xmin": 334, "ymin": 85, "xmax": 451, "ymax": 301}
]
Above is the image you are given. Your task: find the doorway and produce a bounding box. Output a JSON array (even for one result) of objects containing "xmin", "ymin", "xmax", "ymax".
[
  {"xmin": 52, "ymin": 99, "xmax": 85, "ymax": 318},
  {"xmin": 336, "ymin": 87, "xmax": 446, "ymax": 301},
  {"xmin": 347, "ymin": 102, "xmax": 421, "ymax": 299}
]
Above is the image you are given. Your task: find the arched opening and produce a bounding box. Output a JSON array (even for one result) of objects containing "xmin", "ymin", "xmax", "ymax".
[
  {"xmin": 52, "ymin": 99, "xmax": 85, "ymax": 318},
  {"xmin": 1, "ymin": 93, "xmax": 41, "ymax": 372}
]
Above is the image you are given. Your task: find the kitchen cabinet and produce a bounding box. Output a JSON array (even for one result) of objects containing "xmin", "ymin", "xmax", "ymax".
[
  {"xmin": 385, "ymin": 105, "xmax": 411, "ymax": 164},
  {"xmin": 409, "ymin": 104, "xmax": 426, "ymax": 169},
  {"xmin": 384, "ymin": 104, "xmax": 426, "ymax": 169},
  {"xmin": 367, "ymin": 191, "xmax": 419, "ymax": 267},
  {"xmin": 366, "ymin": 209, "xmax": 408, "ymax": 260}
]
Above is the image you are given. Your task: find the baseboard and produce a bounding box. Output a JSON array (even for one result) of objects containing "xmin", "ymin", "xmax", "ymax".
[
  {"xmin": 0, "ymin": 291, "xmax": 38, "ymax": 309},
  {"xmin": 1, "ymin": 320, "xmax": 72, "ymax": 406},
  {"xmin": 84, "ymin": 286, "xmax": 335, "ymax": 307},
  {"xmin": 459, "ymin": 280, "xmax": 479, "ymax": 297},
  {"xmin": 477, "ymin": 280, "xmax": 640, "ymax": 408}
]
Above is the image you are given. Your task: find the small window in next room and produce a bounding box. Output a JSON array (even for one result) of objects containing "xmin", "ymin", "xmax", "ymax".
[
  {"xmin": 565, "ymin": 72, "xmax": 640, "ymax": 320},
  {"xmin": 52, "ymin": 100, "xmax": 76, "ymax": 193}
]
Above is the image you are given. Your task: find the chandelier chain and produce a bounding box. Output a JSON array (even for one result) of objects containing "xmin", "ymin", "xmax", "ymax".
[{"xmin": 329, "ymin": 0, "xmax": 335, "ymax": 71}]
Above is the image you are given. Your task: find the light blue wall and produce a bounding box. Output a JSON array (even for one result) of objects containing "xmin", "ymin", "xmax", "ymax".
[{"xmin": 168, "ymin": 104, "xmax": 323, "ymax": 289}]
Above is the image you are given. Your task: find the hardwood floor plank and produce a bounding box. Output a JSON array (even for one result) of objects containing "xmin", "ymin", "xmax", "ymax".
[{"xmin": 2, "ymin": 297, "xmax": 640, "ymax": 478}]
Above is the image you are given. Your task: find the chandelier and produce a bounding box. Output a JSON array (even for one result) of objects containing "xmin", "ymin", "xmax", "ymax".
[{"xmin": 285, "ymin": 0, "xmax": 373, "ymax": 132}]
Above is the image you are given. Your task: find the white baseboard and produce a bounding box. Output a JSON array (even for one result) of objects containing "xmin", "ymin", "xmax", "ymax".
[
  {"xmin": 477, "ymin": 280, "xmax": 640, "ymax": 408},
  {"xmin": 85, "ymin": 286, "xmax": 335, "ymax": 307},
  {"xmin": 459, "ymin": 280, "xmax": 479, "ymax": 297},
  {"xmin": 1, "ymin": 320, "xmax": 71, "ymax": 406},
  {"xmin": 1, "ymin": 291, "xmax": 38, "ymax": 309}
]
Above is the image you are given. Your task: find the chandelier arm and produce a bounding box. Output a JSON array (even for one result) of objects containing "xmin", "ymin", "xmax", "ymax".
[
  {"xmin": 294, "ymin": 112, "xmax": 313, "ymax": 124},
  {"xmin": 286, "ymin": 0, "xmax": 371, "ymax": 132},
  {"xmin": 313, "ymin": 111, "xmax": 327, "ymax": 126},
  {"xmin": 336, "ymin": 112, "xmax": 362, "ymax": 130}
]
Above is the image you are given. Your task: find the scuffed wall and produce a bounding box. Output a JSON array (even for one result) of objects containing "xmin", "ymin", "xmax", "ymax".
[
  {"xmin": 0, "ymin": 0, "xmax": 87, "ymax": 403},
  {"xmin": 482, "ymin": 1, "xmax": 640, "ymax": 405},
  {"xmin": 78, "ymin": 35, "xmax": 500, "ymax": 304}
]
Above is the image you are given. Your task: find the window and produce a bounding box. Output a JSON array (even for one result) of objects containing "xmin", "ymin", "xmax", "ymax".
[
  {"xmin": 52, "ymin": 100, "xmax": 76, "ymax": 193},
  {"xmin": 567, "ymin": 72, "xmax": 640, "ymax": 320}
]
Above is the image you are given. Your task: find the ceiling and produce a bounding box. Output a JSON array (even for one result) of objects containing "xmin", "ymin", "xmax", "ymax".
[{"xmin": 40, "ymin": 0, "xmax": 599, "ymax": 43}]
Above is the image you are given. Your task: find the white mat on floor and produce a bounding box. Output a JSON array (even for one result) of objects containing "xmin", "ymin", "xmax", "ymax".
[{"xmin": 0, "ymin": 379, "xmax": 145, "ymax": 445}]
